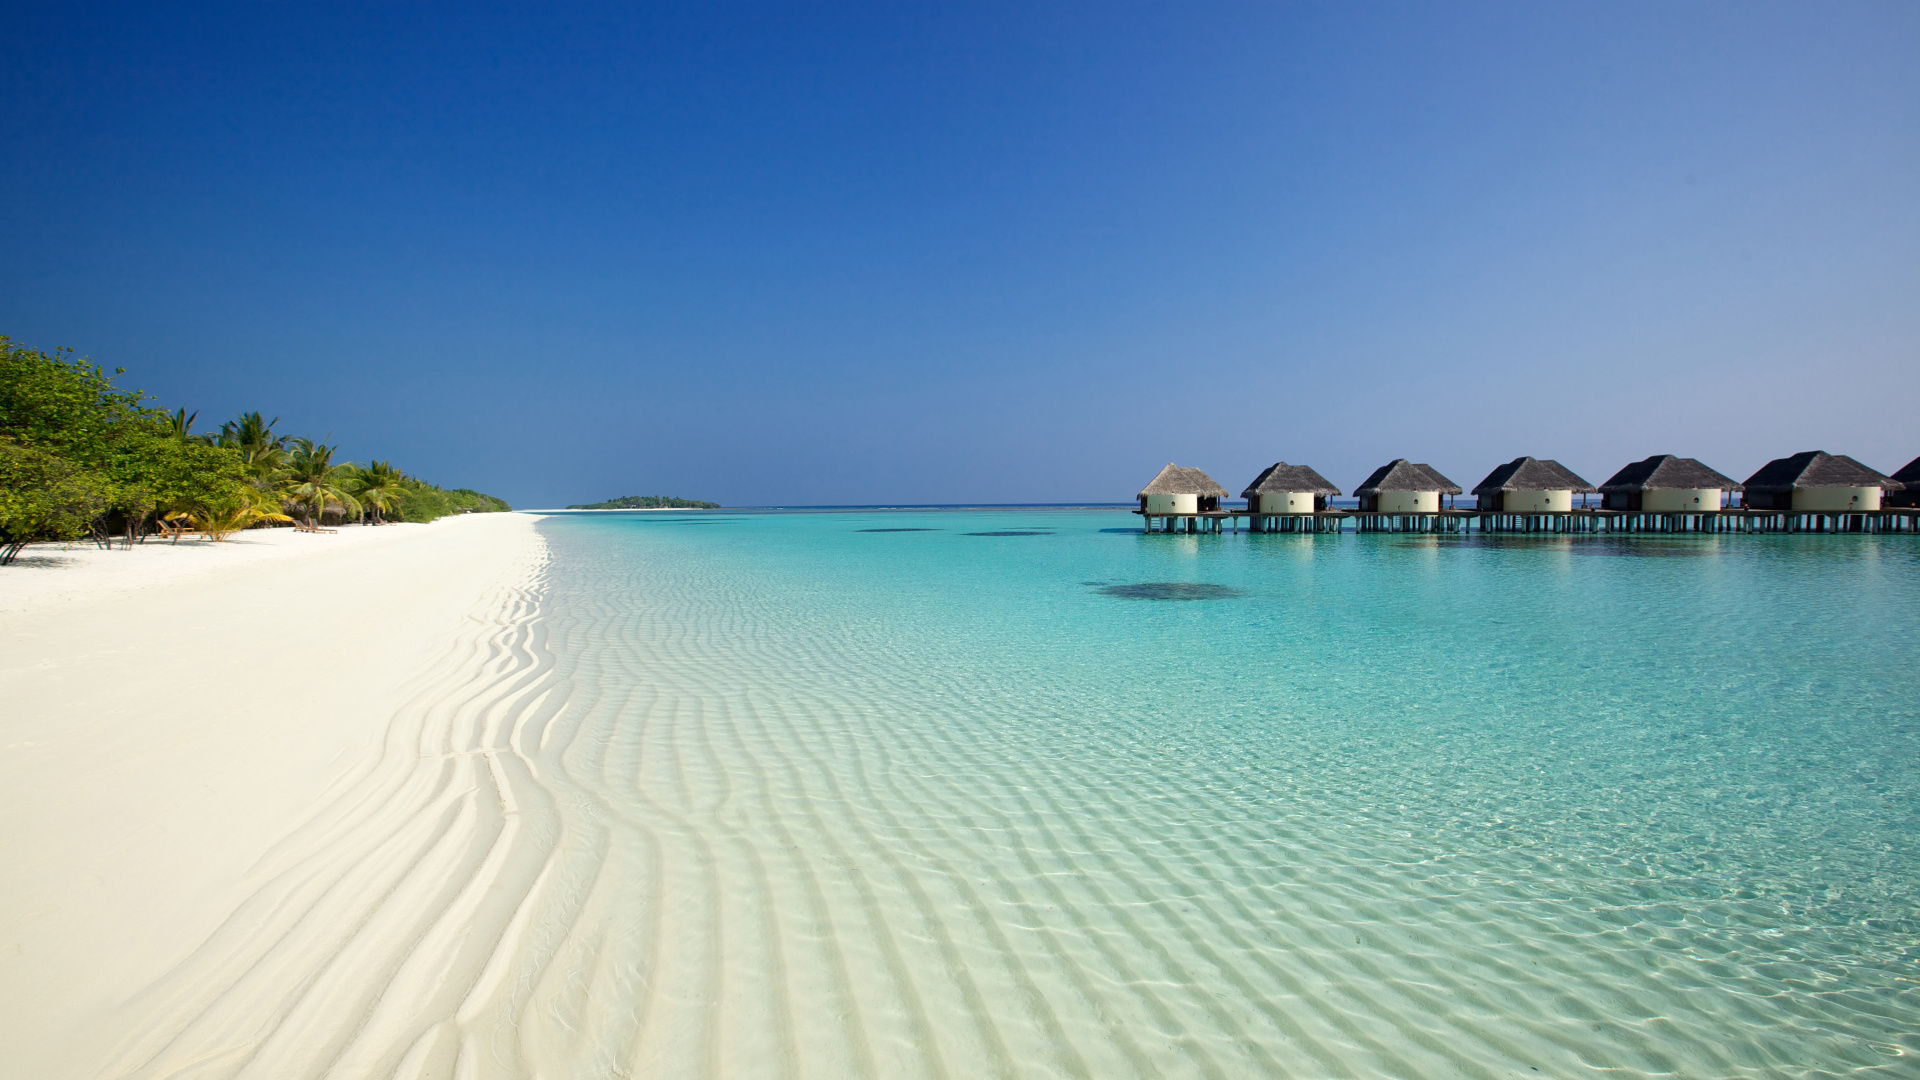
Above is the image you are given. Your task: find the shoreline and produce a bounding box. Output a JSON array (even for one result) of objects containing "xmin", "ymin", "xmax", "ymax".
[
  {"xmin": 4, "ymin": 509, "xmax": 1912, "ymax": 1075},
  {"xmin": 0, "ymin": 512, "xmax": 551, "ymax": 1079},
  {"xmin": 0, "ymin": 514, "xmax": 533, "ymax": 617}
]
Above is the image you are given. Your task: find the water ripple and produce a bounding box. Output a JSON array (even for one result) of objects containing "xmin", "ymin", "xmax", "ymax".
[{"xmin": 99, "ymin": 512, "xmax": 1920, "ymax": 1079}]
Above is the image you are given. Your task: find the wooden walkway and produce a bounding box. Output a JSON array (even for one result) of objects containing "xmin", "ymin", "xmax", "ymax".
[{"xmin": 1135, "ymin": 508, "xmax": 1920, "ymax": 534}]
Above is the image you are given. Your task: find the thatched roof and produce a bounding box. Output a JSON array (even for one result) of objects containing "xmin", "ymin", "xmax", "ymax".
[
  {"xmin": 1240, "ymin": 462, "xmax": 1341, "ymax": 499},
  {"xmin": 1743, "ymin": 451, "xmax": 1901, "ymax": 493},
  {"xmin": 1471, "ymin": 456, "xmax": 1597, "ymax": 495},
  {"xmin": 1889, "ymin": 456, "xmax": 1920, "ymax": 487},
  {"xmin": 1598, "ymin": 455, "xmax": 1741, "ymax": 493},
  {"xmin": 1352, "ymin": 458, "xmax": 1461, "ymax": 495},
  {"xmin": 1137, "ymin": 463, "xmax": 1229, "ymax": 498}
]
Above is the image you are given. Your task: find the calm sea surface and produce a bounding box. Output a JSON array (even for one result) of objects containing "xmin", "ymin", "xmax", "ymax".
[{"xmin": 534, "ymin": 508, "xmax": 1920, "ymax": 1078}]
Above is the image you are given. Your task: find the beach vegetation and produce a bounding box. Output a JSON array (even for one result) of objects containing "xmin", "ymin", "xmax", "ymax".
[
  {"xmin": 0, "ymin": 439, "xmax": 112, "ymax": 564},
  {"xmin": 162, "ymin": 407, "xmax": 208, "ymax": 444},
  {"xmin": 217, "ymin": 412, "xmax": 291, "ymax": 480},
  {"xmin": 567, "ymin": 494, "xmax": 720, "ymax": 509},
  {"xmin": 166, "ymin": 489, "xmax": 294, "ymax": 541},
  {"xmin": 1, "ymin": 337, "xmax": 247, "ymax": 545},
  {"xmin": 216, "ymin": 411, "xmax": 279, "ymax": 452},
  {"xmin": 105, "ymin": 430, "xmax": 250, "ymax": 541},
  {"xmin": 0, "ymin": 338, "xmax": 149, "ymax": 459},
  {"xmin": 394, "ymin": 482, "xmax": 513, "ymax": 521},
  {"xmin": 284, "ymin": 438, "xmax": 362, "ymax": 526},
  {"xmin": 0, "ymin": 335, "xmax": 512, "ymax": 560},
  {"xmin": 346, "ymin": 460, "xmax": 407, "ymax": 524}
]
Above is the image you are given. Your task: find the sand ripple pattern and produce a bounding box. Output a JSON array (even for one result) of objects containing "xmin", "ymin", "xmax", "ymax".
[
  {"xmin": 102, "ymin": 519, "xmax": 1920, "ymax": 1079},
  {"xmin": 100, "ymin": 542, "xmax": 572, "ymax": 1079}
]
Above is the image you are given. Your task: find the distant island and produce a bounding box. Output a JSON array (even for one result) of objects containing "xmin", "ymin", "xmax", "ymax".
[{"xmin": 566, "ymin": 495, "xmax": 721, "ymax": 510}]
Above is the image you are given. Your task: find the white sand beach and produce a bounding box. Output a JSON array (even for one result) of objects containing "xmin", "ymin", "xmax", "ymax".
[
  {"xmin": 0, "ymin": 514, "xmax": 548, "ymax": 1079},
  {"xmin": 7, "ymin": 510, "xmax": 1914, "ymax": 1080},
  {"xmin": 0, "ymin": 519, "xmax": 494, "ymax": 616}
]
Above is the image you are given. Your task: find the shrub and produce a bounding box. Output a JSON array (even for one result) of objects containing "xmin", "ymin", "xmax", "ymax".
[{"xmin": 0, "ymin": 440, "xmax": 110, "ymax": 564}]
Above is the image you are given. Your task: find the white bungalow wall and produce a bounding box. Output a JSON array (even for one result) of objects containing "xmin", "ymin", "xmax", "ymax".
[
  {"xmin": 1256, "ymin": 492, "xmax": 1316, "ymax": 514},
  {"xmin": 1505, "ymin": 489, "xmax": 1573, "ymax": 512},
  {"xmin": 1374, "ymin": 490, "xmax": 1439, "ymax": 513},
  {"xmin": 1792, "ymin": 487, "xmax": 1882, "ymax": 512},
  {"xmin": 1643, "ymin": 488, "xmax": 1722, "ymax": 512}
]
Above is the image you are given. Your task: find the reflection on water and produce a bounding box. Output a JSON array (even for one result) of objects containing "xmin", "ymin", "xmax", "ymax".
[{"xmin": 1393, "ymin": 535, "xmax": 1723, "ymax": 557}]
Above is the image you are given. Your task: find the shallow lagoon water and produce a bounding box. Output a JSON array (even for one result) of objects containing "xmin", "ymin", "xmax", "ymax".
[{"xmin": 534, "ymin": 508, "xmax": 1920, "ymax": 1078}]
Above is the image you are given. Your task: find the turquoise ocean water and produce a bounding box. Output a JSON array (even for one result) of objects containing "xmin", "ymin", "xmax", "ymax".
[{"xmin": 533, "ymin": 508, "xmax": 1918, "ymax": 1078}]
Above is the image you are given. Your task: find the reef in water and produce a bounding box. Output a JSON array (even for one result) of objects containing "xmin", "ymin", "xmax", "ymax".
[{"xmin": 1096, "ymin": 582, "xmax": 1246, "ymax": 601}]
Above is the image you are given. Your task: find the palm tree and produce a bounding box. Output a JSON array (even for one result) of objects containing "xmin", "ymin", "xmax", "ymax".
[
  {"xmin": 218, "ymin": 411, "xmax": 289, "ymax": 486},
  {"xmin": 348, "ymin": 459, "xmax": 407, "ymax": 524},
  {"xmin": 239, "ymin": 440, "xmax": 289, "ymax": 485},
  {"xmin": 217, "ymin": 412, "xmax": 281, "ymax": 453},
  {"xmin": 163, "ymin": 407, "xmax": 210, "ymax": 444},
  {"xmin": 167, "ymin": 489, "xmax": 293, "ymax": 541},
  {"xmin": 284, "ymin": 437, "xmax": 361, "ymax": 527}
]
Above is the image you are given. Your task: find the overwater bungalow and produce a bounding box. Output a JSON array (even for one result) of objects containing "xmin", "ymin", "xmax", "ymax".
[
  {"xmin": 1137, "ymin": 463, "xmax": 1228, "ymax": 515},
  {"xmin": 1352, "ymin": 459, "xmax": 1462, "ymax": 513},
  {"xmin": 1741, "ymin": 451, "xmax": 1902, "ymax": 512},
  {"xmin": 1889, "ymin": 457, "xmax": 1920, "ymax": 508},
  {"xmin": 1240, "ymin": 462, "xmax": 1340, "ymax": 515},
  {"xmin": 1471, "ymin": 457, "xmax": 1596, "ymax": 513},
  {"xmin": 1597, "ymin": 455, "xmax": 1741, "ymax": 512}
]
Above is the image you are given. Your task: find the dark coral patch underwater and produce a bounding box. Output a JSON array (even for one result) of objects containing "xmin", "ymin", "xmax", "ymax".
[{"xmin": 1096, "ymin": 582, "xmax": 1245, "ymax": 601}]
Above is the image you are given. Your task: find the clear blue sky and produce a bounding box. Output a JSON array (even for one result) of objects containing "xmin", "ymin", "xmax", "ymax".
[{"xmin": 4, "ymin": 2, "xmax": 1916, "ymax": 507}]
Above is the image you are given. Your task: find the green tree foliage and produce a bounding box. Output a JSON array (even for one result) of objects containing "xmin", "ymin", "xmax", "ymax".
[
  {"xmin": 345, "ymin": 460, "xmax": 407, "ymax": 524},
  {"xmin": 167, "ymin": 488, "xmax": 293, "ymax": 541},
  {"xmin": 449, "ymin": 489, "xmax": 512, "ymax": 513},
  {"xmin": 217, "ymin": 412, "xmax": 279, "ymax": 451},
  {"xmin": 0, "ymin": 337, "xmax": 245, "ymax": 542},
  {"xmin": 284, "ymin": 438, "xmax": 361, "ymax": 526},
  {"xmin": 566, "ymin": 495, "xmax": 720, "ymax": 509},
  {"xmin": 0, "ymin": 335, "xmax": 511, "ymax": 558},
  {"xmin": 162, "ymin": 407, "xmax": 210, "ymax": 444},
  {"xmin": 392, "ymin": 481, "xmax": 511, "ymax": 522},
  {"xmin": 217, "ymin": 412, "xmax": 286, "ymax": 479},
  {"xmin": 0, "ymin": 337, "xmax": 146, "ymax": 460},
  {"xmin": 109, "ymin": 428, "xmax": 248, "ymax": 525},
  {"xmin": 0, "ymin": 440, "xmax": 110, "ymax": 564}
]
